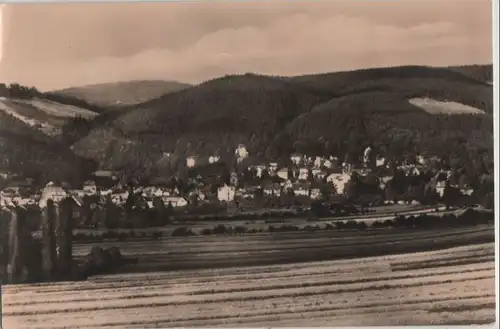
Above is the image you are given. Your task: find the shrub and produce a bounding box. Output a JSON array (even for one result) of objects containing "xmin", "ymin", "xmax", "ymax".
[
  {"xmin": 234, "ymin": 226, "xmax": 247, "ymax": 235},
  {"xmin": 213, "ymin": 224, "xmax": 228, "ymax": 235},
  {"xmin": 382, "ymin": 219, "xmax": 394, "ymax": 227},
  {"xmin": 356, "ymin": 221, "xmax": 368, "ymax": 230},
  {"xmin": 171, "ymin": 227, "xmax": 195, "ymax": 237},
  {"xmin": 117, "ymin": 232, "xmax": 128, "ymax": 241},
  {"xmin": 302, "ymin": 224, "xmax": 321, "ymax": 232},
  {"xmin": 201, "ymin": 228, "xmax": 213, "ymax": 235},
  {"xmin": 151, "ymin": 231, "xmax": 163, "ymax": 239},
  {"xmin": 394, "ymin": 215, "xmax": 407, "ymax": 227}
]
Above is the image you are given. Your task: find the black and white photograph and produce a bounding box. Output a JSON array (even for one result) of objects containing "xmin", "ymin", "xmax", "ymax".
[{"xmin": 0, "ymin": 0, "xmax": 497, "ymax": 327}]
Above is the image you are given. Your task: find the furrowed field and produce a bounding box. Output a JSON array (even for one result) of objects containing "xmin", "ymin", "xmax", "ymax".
[{"xmin": 1, "ymin": 224, "xmax": 496, "ymax": 328}]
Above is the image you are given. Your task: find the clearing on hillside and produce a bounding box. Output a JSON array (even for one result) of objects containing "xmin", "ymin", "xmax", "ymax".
[{"xmin": 408, "ymin": 97, "xmax": 485, "ymax": 115}]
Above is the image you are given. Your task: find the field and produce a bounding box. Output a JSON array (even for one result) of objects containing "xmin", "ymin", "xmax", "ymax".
[
  {"xmin": 408, "ymin": 97, "xmax": 485, "ymax": 115},
  {"xmin": 1, "ymin": 224, "xmax": 495, "ymax": 328},
  {"xmin": 0, "ymin": 97, "xmax": 97, "ymax": 136}
]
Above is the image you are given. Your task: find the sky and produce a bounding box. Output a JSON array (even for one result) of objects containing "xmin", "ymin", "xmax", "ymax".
[{"xmin": 0, "ymin": 0, "xmax": 493, "ymax": 91}]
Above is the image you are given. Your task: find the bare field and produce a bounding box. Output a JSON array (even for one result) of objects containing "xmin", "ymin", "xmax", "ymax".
[
  {"xmin": 2, "ymin": 225, "xmax": 496, "ymax": 327},
  {"xmin": 70, "ymin": 225, "xmax": 494, "ymax": 273},
  {"xmin": 409, "ymin": 97, "xmax": 485, "ymax": 115},
  {"xmin": 2, "ymin": 237, "xmax": 495, "ymax": 328}
]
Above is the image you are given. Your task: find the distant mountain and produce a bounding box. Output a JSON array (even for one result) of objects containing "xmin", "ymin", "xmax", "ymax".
[
  {"xmin": 70, "ymin": 65, "xmax": 493, "ymax": 178},
  {"xmin": 53, "ymin": 80, "xmax": 192, "ymax": 108},
  {"xmin": 447, "ymin": 64, "xmax": 493, "ymax": 84}
]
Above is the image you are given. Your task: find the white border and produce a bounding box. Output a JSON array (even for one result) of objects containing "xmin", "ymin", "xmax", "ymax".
[
  {"xmin": 493, "ymin": 0, "xmax": 499, "ymax": 324},
  {"xmin": 0, "ymin": 0, "xmax": 499, "ymax": 328}
]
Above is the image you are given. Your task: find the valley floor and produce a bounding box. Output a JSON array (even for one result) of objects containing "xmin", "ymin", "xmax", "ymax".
[{"xmin": 1, "ymin": 226, "xmax": 496, "ymax": 328}]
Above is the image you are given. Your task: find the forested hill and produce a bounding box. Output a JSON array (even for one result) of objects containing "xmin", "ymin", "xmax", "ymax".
[
  {"xmin": 53, "ymin": 80, "xmax": 192, "ymax": 108},
  {"xmin": 70, "ymin": 64, "xmax": 493, "ymax": 180}
]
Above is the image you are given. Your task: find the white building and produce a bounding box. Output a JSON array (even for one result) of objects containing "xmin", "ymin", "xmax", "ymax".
[
  {"xmin": 461, "ymin": 188, "xmax": 474, "ymax": 196},
  {"xmin": 209, "ymin": 155, "xmax": 220, "ymax": 164},
  {"xmin": 230, "ymin": 172, "xmax": 239, "ymax": 186},
  {"xmin": 186, "ymin": 156, "xmax": 197, "ymax": 168},
  {"xmin": 326, "ymin": 173, "xmax": 351, "ymax": 195},
  {"xmin": 277, "ymin": 168, "xmax": 289, "ymax": 180},
  {"xmin": 376, "ymin": 157, "xmax": 386, "ymax": 168},
  {"xmin": 293, "ymin": 185, "xmax": 309, "ymax": 196},
  {"xmin": 163, "ymin": 196, "xmax": 188, "ymax": 207},
  {"xmin": 363, "ymin": 146, "xmax": 373, "ymax": 167},
  {"xmin": 217, "ymin": 184, "xmax": 236, "ymax": 202},
  {"xmin": 314, "ymin": 156, "xmax": 323, "ymax": 168},
  {"xmin": 83, "ymin": 180, "xmax": 97, "ymax": 195},
  {"xmin": 310, "ymin": 188, "xmax": 321, "ymax": 200},
  {"xmin": 111, "ymin": 192, "xmax": 129, "ymax": 205},
  {"xmin": 312, "ymin": 168, "xmax": 326, "ymax": 179},
  {"xmin": 436, "ymin": 181, "xmax": 447, "ymax": 197},
  {"xmin": 268, "ymin": 162, "xmax": 278, "ymax": 175},
  {"xmin": 39, "ymin": 182, "xmax": 68, "ymax": 208},
  {"xmin": 290, "ymin": 154, "xmax": 303, "ymax": 165},
  {"xmin": 298, "ymin": 168, "xmax": 309, "ymax": 181},
  {"xmin": 263, "ymin": 185, "xmax": 281, "ymax": 197},
  {"xmin": 235, "ymin": 144, "xmax": 249, "ymax": 161},
  {"xmin": 250, "ymin": 165, "xmax": 266, "ymax": 178},
  {"xmin": 379, "ymin": 176, "xmax": 393, "ymax": 190},
  {"xmin": 0, "ymin": 187, "xmax": 20, "ymax": 202},
  {"xmin": 416, "ymin": 155, "xmax": 427, "ymax": 166}
]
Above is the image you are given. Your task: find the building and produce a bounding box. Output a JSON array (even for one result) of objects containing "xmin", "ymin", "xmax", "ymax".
[
  {"xmin": 249, "ymin": 165, "xmax": 266, "ymax": 178},
  {"xmin": 277, "ymin": 168, "xmax": 289, "ymax": 180},
  {"xmin": 290, "ymin": 154, "xmax": 303, "ymax": 165},
  {"xmin": 217, "ymin": 184, "xmax": 236, "ymax": 202},
  {"xmin": 314, "ymin": 156, "xmax": 323, "ymax": 168},
  {"xmin": 186, "ymin": 156, "xmax": 197, "ymax": 168},
  {"xmin": 268, "ymin": 162, "xmax": 278, "ymax": 175},
  {"xmin": 235, "ymin": 144, "xmax": 249, "ymax": 162},
  {"xmin": 326, "ymin": 172, "xmax": 351, "ymax": 195},
  {"xmin": 293, "ymin": 183, "xmax": 310, "ymax": 196},
  {"xmin": 310, "ymin": 188, "xmax": 321, "ymax": 200},
  {"xmin": 83, "ymin": 180, "xmax": 97, "ymax": 195},
  {"xmin": 263, "ymin": 183, "xmax": 281, "ymax": 197},
  {"xmin": 312, "ymin": 168, "xmax": 326, "ymax": 179},
  {"xmin": 298, "ymin": 168, "xmax": 309, "ymax": 181},
  {"xmin": 230, "ymin": 171, "xmax": 239, "ymax": 186},
  {"xmin": 92, "ymin": 170, "xmax": 119, "ymax": 189},
  {"xmin": 162, "ymin": 196, "xmax": 188, "ymax": 208},
  {"xmin": 39, "ymin": 182, "xmax": 68, "ymax": 208},
  {"xmin": 209, "ymin": 155, "xmax": 220, "ymax": 164},
  {"xmin": 436, "ymin": 181, "xmax": 446, "ymax": 197},
  {"xmin": 376, "ymin": 157, "xmax": 386, "ymax": 168}
]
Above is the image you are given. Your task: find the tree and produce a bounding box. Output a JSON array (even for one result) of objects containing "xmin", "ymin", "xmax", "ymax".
[
  {"xmin": 153, "ymin": 197, "xmax": 166, "ymax": 225},
  {"xmin": 124, "ymin": 191, "xmax": 136, "ymax": 213},
  {"xmin": 104, "ymin": 195, "xmax": 117, "ymax": 229},
  {"xmin": 165, "ymin": 202, "xmax": 174, "ymax": 220},
  {"xmin": 442, "ymin": 184, "xmax": 461, "ymax": 209}
]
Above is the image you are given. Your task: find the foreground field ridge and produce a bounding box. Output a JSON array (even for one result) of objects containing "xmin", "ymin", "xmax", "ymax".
[{"xmin": 2, "ymin": 241, "xmax": 495, "ymax": 328}]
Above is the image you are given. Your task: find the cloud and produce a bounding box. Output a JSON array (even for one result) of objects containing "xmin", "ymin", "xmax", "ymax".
[{"xmin": 0, "ymin": 1, "xmax": 492, "ymax": 90}]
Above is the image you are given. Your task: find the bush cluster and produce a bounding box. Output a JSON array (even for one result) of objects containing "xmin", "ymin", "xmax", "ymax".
[{"xmin": 72, "ymin": 209, "xmax": 493, "ymax": 241}]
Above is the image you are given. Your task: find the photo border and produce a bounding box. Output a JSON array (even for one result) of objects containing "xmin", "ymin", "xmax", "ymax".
[{"xmin": 0, "ymin": 1, "xmax": 498, "ymax": 328}]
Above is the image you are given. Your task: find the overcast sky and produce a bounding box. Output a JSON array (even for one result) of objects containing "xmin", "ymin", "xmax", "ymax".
[{"xmin": 0, "ymin": 0, "xmax": 493, "ymax": 91}]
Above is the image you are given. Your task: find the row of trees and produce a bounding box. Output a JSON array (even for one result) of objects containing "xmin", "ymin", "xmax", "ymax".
[{"xmin": 75, "ymin": 194, "xmax": 175, "ymax": 229}]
